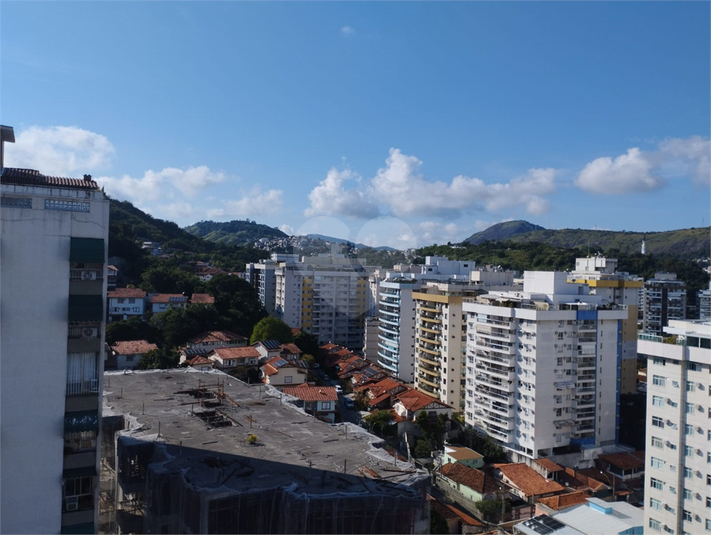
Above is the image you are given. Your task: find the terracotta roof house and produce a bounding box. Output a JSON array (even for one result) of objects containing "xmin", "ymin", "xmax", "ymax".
[
  {"xmin": 106, "ymin": 340, "xmax": 158, "ymax": 370},
  {"xmin": 596, "ymin": 451, "xmax": 645, "ymax": 481},
  {"xmin": 260, "ymin": 356, "xmax": 307, "ymax": 389},
  {"xmin": 149, "ymin": 293, "xmax": 215, "ymax": 314},
  {"xmin": 185, "ymin": 356, "xmax": 215, "ymax": 371},
  {"xmin": 279, "ymin": 343, "xmax": 302, "ymax": 361},
  {"xmin": 389, "ymin": 388, "xmax": 453, "ymax": 439},
  {"xmin": 437, "ymin": 462, "xmax": 500, "ymax": 505},
  {"xmin": 254, "ymin": 340, "xmax": 282, "ymax": 361},
  {"xmin": 427, "ymin": 495, "xmax": 484, "ymax": 534},
  {"xmin": 107, "ymin": 288, "xmax": 147, "ymax": 322},
  {"xmin": 282, "ymin": 385, "xmax": 338, "ymax": 423},
  {"xmin": 190, "ymin": 293, "xmax": 215, "ymax": 304},
  {"xmin": 532, "ymin": 458, "xmax": 565, "ymax": 481},
  {"xmin": 443, "ymin": 446, "xmax": 484, "ymax": 470},
  {"xmin": 208, "ymin": 347, "xmax": 260, "ymax": 370},
  {"xmin": 356, "ymin": 377, "xmax": 408, "ymax": 409},
  {"xmin": 535, "ymin": 490, "xmax": 591, "ymax": 516},
  {"xmin": 186, "ymin": 331, "xmax": 247, "ymax": 350},
  {"xmin": 349, "ymin": 366, "xmax": 388, "ymax": 388},
  {"xmin": 495, "ymin": 463, "xmax": 565, "ymax": 503},
  {"xmin": 557, "ymin": 467, "xmax": 607, "ymax": 495}
]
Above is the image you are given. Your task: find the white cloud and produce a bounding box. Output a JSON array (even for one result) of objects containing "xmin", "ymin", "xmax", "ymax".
[
  {"xmin": 575, "ymin": 136, "xmax": 710, "ymax": 194},
  {"xmin": 416, "ymin": 221, "xmax": 464, "ymax": 245},
  {"xmin": 279, "ymin": 224, "xmax": 296, "ymax": 235},
  {"xmin": 97, "ymin": 166, "xmax": 227, "ymax": 203},
  {"xmin": 657, "ymin": 136, "xmax": 711, "ymax": 185},
  {"xmin": 341, "ymin": 26, "xmax": 355, "ymax": 36},
  {"xmin": 575, "ymin": 147, "xmax": 662, "ymax": 194},
  {"xmin": 305, "ymin": 168, "xmax": 379, "ymax": 218},
  {"xmin": 6, "ymin": 125, "xmax": 114, "ymax": 175},
  {"xmin": 208, "ymin": 187, "xmax": 283, "ymax": 220},
  {"xmin": 371, "ymin": 148, "xmax": 557, "ymax": 217}
]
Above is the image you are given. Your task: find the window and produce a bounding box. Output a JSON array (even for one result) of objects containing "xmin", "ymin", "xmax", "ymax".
[
  {"xmin": 284, "ymin": 376, "xmax": 292, "ymax": 384},
  {"xmin": 652, "ymin": 416, "xmax": 664, "ymax": 428},
  {"xmin": 685, "ymin": 467, "xmax": 693, "ymax": 478},
  {"xmin": 62, "ymin": 475, "xmax": 94, "ymax": 511},
  {"xmin": 687, "ymin": 382, "xmax": 697, "ymax": 392},
  {"xmin": 687, "ymin": 403, "xmax": 695, "ymax": 414},
  {"xmin": 651, "ymin": 457, "xmax": 664, "ymax": 469},
  {"xmin": 650, "ymin": 497, "xmax": 662, "ymax": 510},
  {"xmin": 686, "ymin": 424, "xmax": 695, "ymax": 436},
  {"xmin": 706, "ymin": 497, "xmax": 711, "ymax": 508},
  {"xmin": 683, "ymin": 510, "xmax": 692, "ymax": 522},
  {"xmin": 686, "ymin": 446, "xmax": 694, "ymax": 457},
  {"xmin": 64, "ymin": 430, "xmax": 97, "ymax": 454},
  {"xmin": 46, "ymin": 199, "xmax": 90, "ymax": 212},
  {"xmin": 707, "ymin": 474, "xmax": 711, "ymax": 485},
  {"xmin": 664, "ymin": 527, "xmax": 674, "ymax": 535},
  {"xmin": 321, "ymin": 402, "xmax": 332, "ymax": 410},
  {"xmin": 653, "ymin": 395, "xmax": 664, "ymax": 407},
  {"xmin": 653, "ymin": 375, "xmax": 666, "ymax": 386},
  {"xmin": 652, "ymin": 436, "xmax": 663, "ymax": 448},
  {"xmin": 649, "ymin": 519, "xmax": 661, "ymax": 531},
  {"xmin": 66, "ymin": 352, "xmax": 98, "ymax": 396},
  {"xmin": 651, "ymin": 478, "xmax": 663, "ymax": 490},
  {"xmin": 684, "ymin": 489, "xmax": 693, "ymax": 499}
]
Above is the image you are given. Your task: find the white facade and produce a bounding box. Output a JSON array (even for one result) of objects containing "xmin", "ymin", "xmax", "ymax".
[
  {"xmin": 698, "ymin": 285, "xmax": 711, "ymax": 321},
  {"xmin": 640, "ymin": 320, "xmax": 711, "ymax": 535},
  {"xmin": 1, "ymin": 168, "xmax": 109, "ymax": 534},
  {"xmin": 462, "ymin": 272, "xmax": 627, "ymax": 462}
]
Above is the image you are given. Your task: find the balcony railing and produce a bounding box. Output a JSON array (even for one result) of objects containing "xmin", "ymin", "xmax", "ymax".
[{"xmin": 67, "ymin": 379, "xmax": 99, "ymax": 397}]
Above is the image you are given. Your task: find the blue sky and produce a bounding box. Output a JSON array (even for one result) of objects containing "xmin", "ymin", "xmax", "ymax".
[{"xmin": 2, "ymin": 2, "xmax": 709, "ymax": 248}]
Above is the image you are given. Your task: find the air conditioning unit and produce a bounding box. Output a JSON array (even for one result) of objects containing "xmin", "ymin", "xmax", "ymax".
[
  {"xmin": 65, "ymin": 497, "xmax": 78, "ymax": 511},
  {"xmin": 82, "ymin": 327, "xmax": 98, "ymax": 338},
  {"xmin": 81, "ymin": 270, "xmax": 97, "ymax": 281}
]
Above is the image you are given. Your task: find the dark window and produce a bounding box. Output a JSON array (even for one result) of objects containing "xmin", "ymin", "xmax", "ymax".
[{"xmin": 70, "ymin": 238, "xmax": 105, "ymax": 264}]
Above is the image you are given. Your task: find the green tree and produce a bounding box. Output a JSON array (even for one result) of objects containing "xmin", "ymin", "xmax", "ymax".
[
  {"xmin": 415, "ymin": 412, "xmax": 449, "ymax": 450},
  {"xmin": 250, "ymin": 317, "xmax": 294, "ymax": 344},
  {"xmin": 294, "ymin": 329, "xmax": 320, "ymax": 357},
  {"xmin": 149, "ymin": 304, "xmax": 222, "ymax": 348},
  {"xmin": 140, "ymin": 265, "xmax": 205, "ymax": 294},
  {"xmin": 413, "ymin": 438, "xmax": 435, "ymax": 458},
  {"xmin": 301, "ymin": 353, "xmax": 315, "ymax": 367},
  {"xmin": 363, "ymin": 410, "xmax": 393, "ymax": 436},
  {"xmin": 475, "ymin": 498, "xmax": 510, "ymax": 524},
  {"xmin": 106, "ymin": 316, "xmax": 159, "ymax": 345},
  {"xmin": 207, "ymin": 274, "xmax": 267, "ymax": 335},
  {"xmin": 138, "ymin": 347, "xmax": 179, "ymax": 370}
]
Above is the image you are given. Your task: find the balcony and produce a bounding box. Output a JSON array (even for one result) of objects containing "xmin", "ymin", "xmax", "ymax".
[
  {"xmin": 421, "ymin": 314, "xmax": 442, "ymax": 324},
  {"xmin": 378, "ymin": 357, "xmax": 398, "ymax": 373},
  {"xmin": 418, "ymin": 375, "xmax": 440, "ymax": 389},
  {"xmin": 379, "ymin": 324, "xmax": 399, "ymax": 336},
  {"xmin": 474, "ymin": 349, "xmax": 515, "ymax": 366},
  {"xmin": 417, "ymin": 381, "xmax": 438, "ymax": 396},
  {"xmin": 474, "ymin": 340, "xmax": 515, "ymax": 356},
  {"xmin": 478, "ymin": 410, "xmax": 515, "ymax": 430},
  {"xmin": 475, "ymin": 363, "xmax": 515, "ymax": 381},
  {"xmin": 420, "ymin": 305, "xmax": 441, "ymax": 314},
  {"xmin": 380, "ymin": 315, "xmax": 399, "ymax": 326},
  {"xmin": 378, "ymin": 333, "xmax": 398, "ymax": 345},
  {"xmin": 475, "ymin": 387, "xmax": 511, "ymax": 403},
  {"xmin": 418, "ymin": 345, "xmax": 440, "ymax": 356},
  {"xmin": 378, "ymin": 342, "xmax": 397, "ymax": 356},
  {"xmin": 418, "ymin": 355, "xmax": 441, "ymax": 368},
  {"xmin": 419, "ymin": 324, "xmax": 441, "ymax": 335},
  {"xmin": 476, "ymin": 317, "xmax": 512, "ymax": 328}
]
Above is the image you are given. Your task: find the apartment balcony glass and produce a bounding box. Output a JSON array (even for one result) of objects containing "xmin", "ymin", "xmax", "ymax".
[
  {"xmin": 417, "ymin": 380, "xmax": 438, "ymax": 396},
  {"xmin": 476, "ymin": 316, "xmax": 512, "ymax": 328},
  {"xmin": 418, "ymin": 344, "xmax": 440, "ymax": 357},
  {"xmin": 417, "ymin": 374, "xmax": 440, "ymax": 390},
  {"xmin": 475, "ymin": 363, "xmax": 515, "ymax": 381},
  {"xmin": 478, "ymin": 410, "xmax": 515, "ymax": 430},
  {"xmin": 475, "ymin": 373, "xmax": 514, "ymax": 392},
  {"xmin": 379, "ymin": 324, "xmax": 399, "ymax": 336},
  {"xmin": 473, "ymin": 340, "xmax": 515, "ymax": 356},
  {"xmin": 419, "ymin": 305, "xmax": 441, "ymax": 314},
  {"xmin": 379, "ymin": 315, "xmax": 399, "ymax": 327},
  {"xmin": 474, "ymin": 350, "xmax": 515, "ymax": 366},
  {"xmin": 380, "ymin": 307, "xmax": 399, "ymax": 318},
  {"xmin": 419, "ymin": 324, "xmax": 441, "ymax": 335},
  {"xmin": 475, "ymin": 385, "xmax": 512, "ymax": 402},
  {"xmin": 67, "ymin": 352, "xmax": 99, "ymax": 397},
  {"xmin": 418, "ymin": 354, "xmax": 440, "ymax": 368}
]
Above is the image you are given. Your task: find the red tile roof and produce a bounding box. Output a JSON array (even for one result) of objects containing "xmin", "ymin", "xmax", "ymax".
[
  {"xmin": 280, "ymin": 343, "xmax": 302, "ymax": 355},
  {"xmin": 262, "ymin": 364, "xmax": 279, "ymax": 376},
  {"xmin": 558, "ymin": 467, "xmax": 606, "ymax": 492},
  {"xmin": 110, "ymin": 340, "xmax": 157, "ymax": 355},
  {"xmin": 282, "ymin": 385, "xmax": 338, "ymax": 402},
  {"xmin": 191, "ymin": 293, "xmax": 215, "ymax": 304},
  {"xmin": 108, "ymin": 288, "xmax": 146, "ymax": 298},
  {"xmin": 534, "ymin": 458, "xmax": 564, "ymax": 473},
  {"xmin": 536, "ymin": 490, "xmax": 591, "ymax": 511},
  {"xmin": 440, "ymin": 463, "xmax": 498, "ymax": 494},
  {"xmin": 1, "ymin": 168, "xmax": 99, "ymax": 190},
  {"xmin": 187, "ymin": 356, "xmax": 213, "ymax": 367},
  {"xmin": 395, "ymin": 389, "xmax": 451, "ymax": 413},
  {"xmin": 188, "ymin": 331, "xmax": 246, "ymax": 344},
  {"xmin": 211, "ymin": 347, "xmax": 260, "ymax": 360},
  {"xmin": 497, "ymin": 464, "xmax": 565, "ymax": 497}
]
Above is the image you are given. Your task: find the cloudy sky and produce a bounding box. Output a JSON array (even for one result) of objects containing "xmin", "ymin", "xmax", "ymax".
[{"xmin": 2, "ymin": 2, "xmax": 709, "ymax": 249}]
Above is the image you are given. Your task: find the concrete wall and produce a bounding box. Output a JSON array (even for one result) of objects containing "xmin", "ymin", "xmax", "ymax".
[{"xmin": 1, "ymin": 184, "xmax": 108, "ymax": 534}]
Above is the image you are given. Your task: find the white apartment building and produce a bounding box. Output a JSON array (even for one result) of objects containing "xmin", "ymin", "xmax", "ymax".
[
  {"xmin": 1, "ymin": 164, "xmax": 109, "ymax": 534},
  {"xmin": 698, "ymin": 285, "xmax": 711, "ymax": 321},
  {"xmin": 643, "ymin": 273, "xmax": 687, "ymax": 336},
  {"xmin": 569, "ymin": 256, "xmax": 643, "ymax": 395},
  {"xmin": 462, "ymin": 272, "xmax": 627, "ymax": 463},
  {"xmin": 640, "ymin": 320, "xmax": 711, "ymax": 535},
  {"xmin": 245, "ymin": 253, "xmax": 299, "ymax": 316},
  {"xmin": 377, "ymin": 257, "xmax": 480, "ymax": 383},
  {"xmin": 272, "ymin": 252, "xmax": 370, "ymax": 349}
]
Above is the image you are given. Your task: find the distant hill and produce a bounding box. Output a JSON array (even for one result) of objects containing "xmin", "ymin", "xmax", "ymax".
[
  {"xmin": 465, "ymin": 220, "xmax": 545, "ymax": 244},
  {"xmin": 184, "ymin": 220, "xmax": 288, "ymax": 246},
  {"xmin": 465, "ymin": 220, "xmax": 710, "ymax": 257},
  {"xmin": 306, "ymin": 234, "xmax": 398, "ymax": 252},
  {"xmin": 110, "ymin": 199, "xmax": 217, "ymax": 254}
]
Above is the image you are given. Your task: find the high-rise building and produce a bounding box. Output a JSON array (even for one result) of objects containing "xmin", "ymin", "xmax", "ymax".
[
  {"xmin": 697, "ymin": 285, "xmax": 711, "ymax": 322},
  {"xmin": 245, "ymin": 253, "xmax": 299, "ymax": 316},
  {"xmin": 639, "ymin": 320, "xmax": 711, "ymax": 535},
  {"xmin": 569, "ymin": 256, "xmax": 643, "ymax": 395},
  {"xmin": 462, "ymin": 272, "xmax": 627, "ymax": 463},
  {"xmin": 413, "ymin": 283, "xmax": 480, "ymax": 409},
  {"xmin": 377, "ymin": 257, "xmax": 481, "ymax": 383},
  {"xmin": 1, "ymin": 163, "xmax": 109, "ymax": 533},
  {"xmin": 643, "ymin": 273, "xmax": 687, "ymax": 336}
]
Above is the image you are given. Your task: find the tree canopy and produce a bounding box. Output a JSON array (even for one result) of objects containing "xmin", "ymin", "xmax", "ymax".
[{"xmin": 250, "ymin": 316, "xmax": 294, "ymax": 344}]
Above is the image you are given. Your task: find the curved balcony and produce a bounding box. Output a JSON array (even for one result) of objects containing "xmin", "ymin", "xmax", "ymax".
[
  {"xmin": 379, "ymin": 323, "xmax": 399, "ymax": 336},
  {"xmin": 378, "ymin": 358, "xmax": 398, "ymax": 373},
  {"xmin": 417, "ymin": 381, "xmax": 438, "ymax": 396},
  {"xmin": 380, "ymin": 298, "xmax": 401, "ymax": 308},
  {"xmin": 421, "ymin": 315, "xmax": 442, "ymax": 324},
  {"xmin": 380, "ymin": 315, "xmax": 400, "ymax": 326},
  {"xmin": 417, "ymin": 375, "xmax": 440, "ymax": 389},
  {"xmin": 419, "ymin": 305, "xmax": 441, "ymax": 314},
  {"xmin": 419, "ymin": 324, "xmax": 441, "ymax": 335},
  {"xmin": 378, "ymin": 342, "xmax": 398, "ymax": 356},
  {"xmin": 378, "ymin": 333, "xmax": 398, "ymax": 345},
  {"xmin": 380, "ymin": 308, "xmax": 399, "ymax": 318},
  {"xmin": 418, "ymin": 355, "xmax": 440, "ymax": 368},
  {"xmin": 418, "ymin": 345, "xmax": 440, "ymax": 356}
]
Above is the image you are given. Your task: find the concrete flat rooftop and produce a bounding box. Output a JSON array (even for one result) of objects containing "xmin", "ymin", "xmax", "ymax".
[{"xmin": 103, "ymin": 368, "xmax": 428, "ymax": 497}]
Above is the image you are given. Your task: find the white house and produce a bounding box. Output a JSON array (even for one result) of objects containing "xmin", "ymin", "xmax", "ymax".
[
  {"xmin": 208, "ymin": 347, "xmax": 260, "ymax": 370},
  {"xmin": 107, "ymin": 288, "xmax": 146, "ymax": 322},
  {"xmin": 282, "ymin": 385, "xmax": 338, "ymax": 422},
  {"xmin": 106, "ymin": 340, "xmax": 158, "ymax": 370}
]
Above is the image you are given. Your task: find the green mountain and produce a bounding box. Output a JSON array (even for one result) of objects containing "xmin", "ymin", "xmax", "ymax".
[
  {"xmin": 465, "ymin": 221, "xmax": 710, "ymax": 257},
  {"xmin": 465, "ymin": 220, "xmax": 545, "ymax": 244},
  {"xmin": 184, "ymin": 220, "xmax": 288, "ymax": 246}
]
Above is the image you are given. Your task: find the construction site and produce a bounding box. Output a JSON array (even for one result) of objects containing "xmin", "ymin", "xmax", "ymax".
[{"xmin": 99, "ymin": 369, "xmax": 430, "ymax": 534}]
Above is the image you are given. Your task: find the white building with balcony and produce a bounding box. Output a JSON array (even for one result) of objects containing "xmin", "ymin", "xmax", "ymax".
[
  {"xmin": 107, "ymin": 288, "xmax": 147, "ymax": 322},
  {"xmin": 462, "ymin": 272, "xmax": 627, "ymax": 463},
  {"xmin": 639, "ymin": 320, "xmax": 711, "ymax": 535},
  {"xmin": 1, "ymin": 164, "xmax": 109, "ymax": 534}
]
